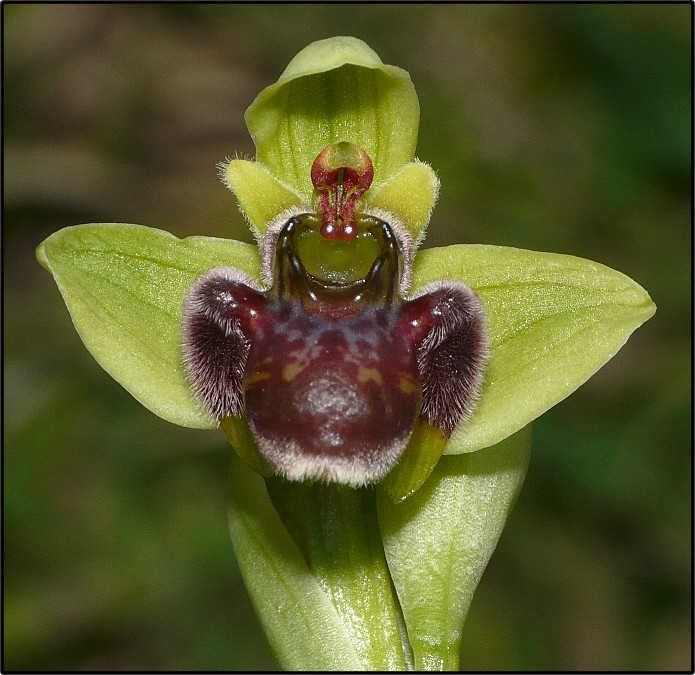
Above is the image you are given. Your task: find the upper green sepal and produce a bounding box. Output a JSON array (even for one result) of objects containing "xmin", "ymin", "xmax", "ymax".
[
  {"xmin": 410, "ymin": 244, "xmax": 657, "ymax": 454},
  {"xmin": 244, "ymin": 36, "xmax": 420, "ymax": 201},
  {"xmin": 36, "ymin": 223, "xmax": 261, "ymax": 429}
]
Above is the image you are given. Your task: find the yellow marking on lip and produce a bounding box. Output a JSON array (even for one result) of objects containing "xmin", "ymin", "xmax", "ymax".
[
  {"xmin": 357, "ymin": 366, "xmax": 383, "ymax": 386},
  {"xmin": 282, "ymin": 362, "xmax": 306, "ymax": 382},
  {"xmin": 398, "ymin": 372, "xmax": 419, "ymax": 394},
  {"xmin": 246, "ymin": 371, "xmax": 271, "ymax": 386}
]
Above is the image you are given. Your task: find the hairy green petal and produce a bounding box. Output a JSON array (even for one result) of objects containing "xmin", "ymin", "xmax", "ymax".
[
  {"xmin": 36, "ymin": 223, "xmax": 261, "ymax": 429},
  {"xmin": 224, "ymin": 158, "xmax": 302, "ymax": 236},
  {"xmin": 411, "ymin": 244, "xmax": 656, "ymax": 454},
  {"xmin": 245, "ymin": 36, "xmax": 419, "ymax": 199},
  {"xmin": 228, "ymin": 453, "xmax": 364, "ymax": 671},
  {"xmin": 366, "ymin": 160, "xmax": 439, "ymax": 246},
  {"xmin": 377, "ymin": 426, "xmax": 532, "ymax": 670}
]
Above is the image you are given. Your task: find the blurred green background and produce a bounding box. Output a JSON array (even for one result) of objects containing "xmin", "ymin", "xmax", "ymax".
[{"xmin": 4, "ymin": 4, "xmax": 691, "ymax": 671}]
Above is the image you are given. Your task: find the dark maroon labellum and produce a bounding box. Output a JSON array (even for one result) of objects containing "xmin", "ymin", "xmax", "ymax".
[{"xmin": 183, "ymin": 209, "xmax": 488, "ymax": 486}]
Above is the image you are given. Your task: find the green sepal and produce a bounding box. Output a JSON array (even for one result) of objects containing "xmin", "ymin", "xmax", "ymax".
[
  {"xmin": 410, "ymin": 244, "xmax": 656, "ymax": 454},
  {"xmin": 377, "ymin": 425, "xmax": 532, "ymax": 670},
  {"xmin": 36, "ymin": 223, "xmax": 261, "ymax": 429},
  {"xmin": 228, "ymin": 453, "xmax": 364, "ymax": 671},
  {"xmin": 245, "ymin": 36, "xmax": 419, "ymax": 200}
]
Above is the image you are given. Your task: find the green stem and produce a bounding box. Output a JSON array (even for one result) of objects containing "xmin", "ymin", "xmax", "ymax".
[
  {"xmin": 414, "ymin": 643, "xmax": 460, "ymax": 671},
  {"xmin": 227, "ymin": 454, "xmax": 363, "ymax": 671},
  {"xmin": 267, "ymin": 479, "xmax": 410, "ymax": 671}
]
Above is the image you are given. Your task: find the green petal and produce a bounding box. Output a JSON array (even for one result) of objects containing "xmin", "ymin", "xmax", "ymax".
[
  {"xmin": 224, "ymin": 159, "xmax": 303, "ymax": 236},
  {"xmin": 377, "ymin": 426, "xmax": 532, "ymax": 670},
  {"xmin": 411, "ymin": 245, "xmax": 656, "ymax": 454},
  {"xmin": 245, "ymin": 36, "xmax": 419, "ymax": 199},
  {"xmin": 228, "ymin": 453, "xmax": 364, "ymax": 671},
  {"xmin": 366, "ymin": 160, "xmax": 439, "ymax": 246},
  {"xmin": 36, "ymin": 223, "xmax": 261, "ymax": 429}
]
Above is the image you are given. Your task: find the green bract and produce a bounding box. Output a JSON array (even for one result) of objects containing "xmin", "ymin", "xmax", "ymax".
[
  {"xmin": 36, "ymin": 36, "xmax": 656, "ymax": 672},
  {"xmin": 378, "ymin": 426, "xmax": 532, "ymax": 669},
  {"xmin": 228, "ymin": 426, "xmax": 531, "ymax": 671}
]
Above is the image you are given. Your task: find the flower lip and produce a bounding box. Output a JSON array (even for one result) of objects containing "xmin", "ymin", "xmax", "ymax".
[{"xmin": 183, "ymin": 210, "xmax": 489, "ymax": 486}]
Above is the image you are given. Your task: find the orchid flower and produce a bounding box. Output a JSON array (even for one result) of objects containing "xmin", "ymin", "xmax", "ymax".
[{"xmin": 36, "ymin": 37, "xmax": 655, "ymax": 671}]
